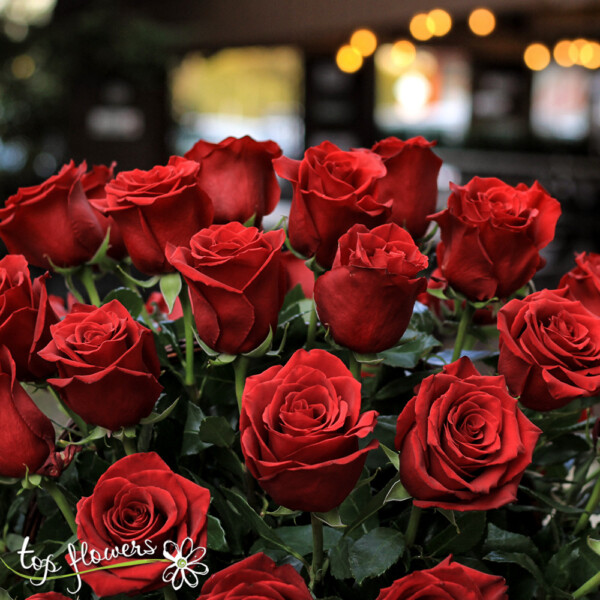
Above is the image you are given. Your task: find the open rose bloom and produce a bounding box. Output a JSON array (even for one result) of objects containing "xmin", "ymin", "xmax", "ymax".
[{"xmin": 1, "ymin": 136, "xmax": 599, "ymax": 600}]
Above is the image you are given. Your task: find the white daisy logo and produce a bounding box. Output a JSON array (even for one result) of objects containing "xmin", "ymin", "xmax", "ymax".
[{"xmin": 162, "ymin": 537, "xmax": 209, "ymax": 590}]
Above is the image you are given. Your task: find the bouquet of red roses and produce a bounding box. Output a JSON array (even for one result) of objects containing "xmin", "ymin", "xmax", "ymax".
[{"xmin": 0, "ymin": 134, "xmax": 599, "ymax": 600}]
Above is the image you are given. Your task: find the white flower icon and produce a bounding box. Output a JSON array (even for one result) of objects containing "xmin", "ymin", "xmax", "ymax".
[{"xmin": 162, "ymin": 537, "xmax": 209, "ymax": 590}]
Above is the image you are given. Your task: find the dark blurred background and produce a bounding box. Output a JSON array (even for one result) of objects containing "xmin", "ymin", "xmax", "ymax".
[{"xmin": 1, "ymin": 0, "xmax": 600, "ymax": 287}]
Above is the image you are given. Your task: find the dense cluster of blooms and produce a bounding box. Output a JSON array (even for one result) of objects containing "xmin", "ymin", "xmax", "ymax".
[{"xmin": 0, "ymin": 134, "xmax": 599, "ymax": 600}]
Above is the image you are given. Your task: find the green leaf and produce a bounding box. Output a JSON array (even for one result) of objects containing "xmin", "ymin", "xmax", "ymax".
[
  {"xmin": 103, "ymin": 287, "xmax": 144, "ymax": 318},
  {"xmin": 483, "ymin": 523, "xmax": 541, "ymax": 559},
  {"xmin": 209, "ymin": 353, "xmax": 237, "ymax": 366},
  {"xmin": 278, "ymin": 298, "xmax": 314, "ymax": 327},
  {"xmin": 198, "ymin": 416, "xmax": 236, "ymax": 448},
  {"xmin": 427, "ymin": 287, "xmax": 449, "ymax": 300},
  {"xmin": 379, "ymin": 330, "xmax": 441, "ymax": 368},
  {"xmin": 159, "ymin": 272, "xmax": 182, "ymax": 313},
  {"xmin": 519, "ymin": 485, "xmax": 584, "ymax": 514},
  {"xmin": 329, "ymin": 536, "xmax": 353, "ymax": 580},
  {"xmin": 437, "ymin": 508, "xmax": 459, "ymax": 532},
  {"xmin": 379, "ymin": 443, "xmax": 399, "ymax": 471},
  {"xmin": 313, "ymin": 508, "xmax": 345, "ymax": 528},
  {"xmin": 181, "ymin": 403, "xmax": 212, "ymax": 455},
  {"xmin": 348, "ymin": 527, "xmax": 405, "ymax": 584},
  {"xmin": 588, "ymin": 537, "xmax": 600, "ymax": 557},
  {"xmin": 57, "ymin": 425, "xmax": 108, "ymax": 447},
  {"xmin": 384, "ymin": 480, "xmax": 411, "ymax": 503},
  {"xmin": 221, "ymin": 488, "xmax": 308, "ymax": 567},
  {"xmin": 206, "ymin": 514, "xmax": 228, "ymax": 552},
  {"xmin": 0, "ymin": 588, "xmax": 15, "ymax": 600},
  {"xmin": 276, "ymin": 525, "xmax": 343, "ymax": 557},
  {"xmin": 139, "ymin": 396, "xmax": 179, "ymax": 425},
  {"xmin": 193, "ymin": 330, "xmax": 220, "ymax": 357},
  {"xmin": 353, "ymin": 352, "xmax": 383, "ymax": 366},
  {"xmin": 116, "ymin": 265, "xmax": 160, "ymax": 288},
  {"xmin": 0, "ymin": 477, "xmax": 19, "ymax": 486},
  {"xmin": 484, "ymin": 550, "xmax": 546, "ymax": 589},
  {"xmin": 265, "ymin": 506, "xmax": 302, "ymax": 518},
  {"xmin": 426, "ymin": 511, "xmax": 486, "ymax": 556}
]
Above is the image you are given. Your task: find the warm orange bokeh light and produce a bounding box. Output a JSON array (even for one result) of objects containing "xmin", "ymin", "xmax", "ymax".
[
  {"xmin": 410, "ymin": 13, "xmax": 433, "ymax": 42},
  {"xmin": 468, "ymin": 8, "xmax": 496, "ymax": 36},
  {"xmin": 336, "ymin": 44, "xmax": 363, "ymax": 73},
  {"xmin": 524, "ymin": 43, "xmax": 551, "ymax": 71},
  {"xmin": 581, "ymin": 41, "xmax": 600, "ymax": 69},
  {"xmin": 391, "ymin": 40, "xmax": 417, "ymax": 68},
  {"xmin": 427, "ymin": 9, "xmax": 452, "ymax": 37},
  {"xmin": 553, "ymin": 40, "xmax": 574, "ymax": 67},
  {"xmin": 350, "ymin": 28, "xmax": 378, "ymax": 57}
]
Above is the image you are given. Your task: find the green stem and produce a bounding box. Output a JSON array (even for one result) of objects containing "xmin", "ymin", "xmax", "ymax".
[
  {"xmin": 64, "ymin": 273, "xmax": 85, "ymax": 304},
  {"xmin": 163, "ymin": 585, "xmax": 178, "ymax": 600},
  {"xmin": 121, "ymin": 435, "xmax": 137, "ymax": 456},
  {"xmin": 306, "ymin": 300, "xmax": 318, "ymax": 349},
  {"xmin": 310, "ymin": 513, "xmax": 324, "ymax": 590},
  {"xmin": 41, "ymin": 478, "xmax": 77, "ymax": 536},
  {"xmin": 405, "ymin": 504, "xmax": 422, "ymax": 547},
  {"xmin": 349, "ymin": 353, "xmax": 361, "ymax": 381},
  {"xmin": 47, "ymin": 385, "xmax": 88, "ymax": 437},
  {"xmin": 79, "ymin": 266, "xmax": 101, "ymax": 306},
  {"xmin": 575, "ymin": 474, "xmax": 600, "ymax": 535},
  {"xmin": 234, "ymin": 356, "xmax": 250, "ymax": 413},
  {"xmin": 180, "ymin": 286, "xmax": 197, "ymax": 393},
  {"xmin": 452, "ymin": 303, "xmax": 475, "ymax": 363},
  {"xmin": 573, "ymin": 570, "xmax": 600, "ymax": 599}
]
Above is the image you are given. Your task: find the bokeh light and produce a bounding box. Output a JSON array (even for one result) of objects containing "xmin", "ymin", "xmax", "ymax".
[
  {"xmin": 350, "ymin": 28, "xmax": 378, "ymax": 57},
  {"xmin": 553, "ymin": 40, "xmax": 574, "ymax": 67},
  {"xmin": 11, "ymin": 54, "xmax": 35, "ymax": 79},
  {"xmin": 410, "ymin": 13, "xmax": 433, "ymax": 42},
  {"xmin": 468, "ymin": 8, "xmax": 496, "ymax": 37},
  {"xmin": 580, "ymin": 41, "xmax": 600, "ymax": 69},
  {"xmin": 427, "ymin": 9, "xmax": 452, "ymax": 37},
  {"xmin": 391, "ymin": 40, "xmax": 416, "ymax": 68},
  {"xmin": 336, "ymin": 44, "xmax": 363, "ymax": 73},
  {"xmin": 524, "ymin": 43, "xmax": 551, "ymax": 71}
]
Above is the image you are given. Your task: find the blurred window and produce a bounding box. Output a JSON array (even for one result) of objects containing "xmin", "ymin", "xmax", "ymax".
[{"xmin": 170, "ymin": 46, "xmax": 304, "ymax": 157}]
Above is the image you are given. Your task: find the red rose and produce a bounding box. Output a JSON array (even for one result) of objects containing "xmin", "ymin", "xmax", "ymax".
[
  {"xmin": 395, "ymin": 357, "xmax": 540, "ymax": 510},
  {"xmin": 81, "ymin": 162, "xmax": 127, "ymax": 260},
  {"xmin": 559, "ymin": 252, "xmax": 600, "ymax": 316},
  {"xmin": 314, "ymin": 223, "xmax": 427, "ymax": 353},
  {"xmin": 68, "ymin": 452, "xmax": 210, "ymax": 597},
  {"xmin": 497, "ymin": 288, "xmax": 600, "ymax": 411},
  {"xmin": 281, "ymin": 252, "xmax": 314, "ymax": 299},
  {"xmin": 145, "ymin": 291, "xmax": 184, "ymax": 321},
  {"xmin": 94, "ymin": 156, "xmax": 214, "ymax": 274},
  {"xmin": 429, "ymin": 177, "xmax": 561, "ymax": 301},
  {"xmin": 372, "ymin": 136, "xmax": 442, "ymax": 240},
  {"xmin": 0, "ymin": 161, "xmax": 108, "ymax": 269},
  {"xmin": 38, "ymin": 299, "xmax": 162, "ymax": 430},
  {"xmin": 376, "ymin": 555, "xmax": 507, "ymax": 600},
  {"xmin": 273, "ymin": 141, "xmax": 390, "ymax": 268},
  {"xmin": 184, "ymin": 135, "xmax": 282, "ymax": 226},
  {"xmin": 196, "ymin": 553, "xmax": 312, "ymax": 600},
  {"xmin": 26, "ymin": 594, "xmax": 71, "ymax": 600},
  {"xmin": 240, "ymin": 349, "xmax": 378, "ymax": 512},
  {"xmin": 0, "ymin": 254, "xmax": 58, "ymax": 380},
  {"xmin": 0, "ymin": 346, "xmax": 55, "ymax": 478},
  {"xmin": 166, "ymin": 222, "xmax": 286, "ymax": 354}
]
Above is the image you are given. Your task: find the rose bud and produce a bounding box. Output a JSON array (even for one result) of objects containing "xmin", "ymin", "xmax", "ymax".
[
  {"xmin": 0, "ymin": 346, "xmax": 55, "ymax": 478},
  {"xmin": 498, "ymin": 288, "xmax": 600, "ymax": 411},
  {"xmin": 93, "ymin": 156, "xmax": 214, "ymax": 274},
  {"xmin": 273, "ymin": 141, "xmax": 390, "ymax": 268},
  {"xmin": 81, "ymin": 161, "xmax": 127, "ymax": 259},
  {"xmin": 38, "ymin": 299, "xmax": 163, "ymax": 430},
  {"xmin": 166, "ymin": 222, "xmax": 286, "ymax": 355},
  {"xmin": 429, "ymin": 177, "xmax": 561, "ymax": 301},
  {"xmin": 0, "ymin": 254, "xmax": 58, "ymax": 380},
  {"xmin": 372, "ymin": 136, "xmax": 442, "ymax": 240},
  {"xmin": 395, "ymin": 357, "xmax": 541, "ymax": 510},
  {"xmin": 67, "ymin": 452, "xmax": 210, "ymax": 597},
  {"xmin": 281, "ymin": 251, "xmax": 314, "ymax": 298},
  {"xmin": 184, "ymin": 135, "xmax": 282, "ymax": 226},
  {"xmin": 0, "ymin": 161, "xmax": 110, "ymax": 269},
  {"xmin": 240, "ymin": 349, "xmax": 379, "ymax": 512},
  {"xmin": 314, "ymin": 223, "xmax": 427, "ymax": 353},
  {"xmin": 196, "ymin": 553, "xmax": 312, "ymax": 600},
  {"xmin": 559, "ymin": 251, "xmax": 600, "ymax": 316},
  {"xmin": 376, "ymin": 555, "xmax": 507, "ymax": 600}
]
